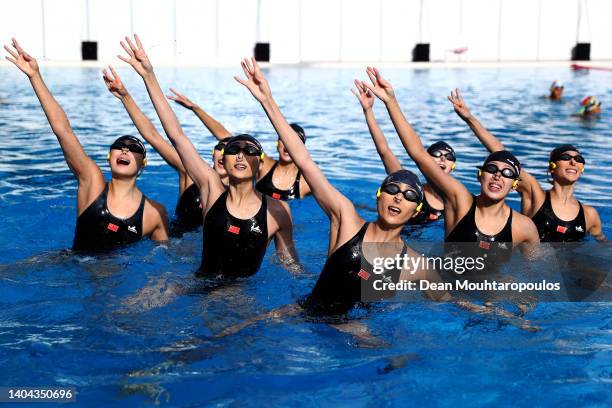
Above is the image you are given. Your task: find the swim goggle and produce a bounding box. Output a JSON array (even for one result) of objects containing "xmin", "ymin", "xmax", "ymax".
[
  {"xmin": 481, "ymin": 163, "xmax": 519, "ymax": 179},
  {"xmin": 430, "ymin": 150, "xmax": 456, "ymax": 161},
  {"xmin": 110, "ymin": 140, "xmax": 146, "ymax": 156},
  {"xmin": 222, "ymin": 143, "xmax": 262, "ymax": 157},
  {"xmin": 380, "ymin": 183, "xmax": 421, "ymax": 202},
  {"xmin": 555, "ymin": 153, "xmax": 585, "ymax": 164}
]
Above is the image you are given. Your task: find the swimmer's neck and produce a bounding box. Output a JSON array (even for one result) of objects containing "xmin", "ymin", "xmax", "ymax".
[
  {"xmin": 227, "ymin": 180, "xmax": 260, "ymax": 203},
  {"xmin": 371, "ymin": 219, "xmax": 403, "ymax": 243},
  {"xmin": 550, "ymin": 183, "xmax": 576, "ymax": 203},
  {"xmin": 220, "ymin": 175, "xmax": 229, "ymax": 187},
  {"xmin": 475, "ymin": 194, "xmax": 508, "ymax": 215},
  {"xmin": 109, "ymin": 177, "xmax": 139, "ymax": 199},
  {"xmin": 276, "ymin": 157, "xmax": 298, "ymax": 169}
]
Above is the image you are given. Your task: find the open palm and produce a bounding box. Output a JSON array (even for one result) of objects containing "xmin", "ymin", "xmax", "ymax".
[
  {"xmin": 448, "ymin": 88, "xmax": 472, "ymax": 119},
  {"xmin": 167, "ymin": 89, "xmax": 196, "ymax": 109},
  {"xmin": 118, "ymin": 34, "xmax": 153, "ymax": 77},
  {"xmin": 102, "ymin": 66, "xmax": 128, "ymax": 99},
  {"xmin": 351, "ymin": 79, "xmax": 374, "ymax": 110},
  {"xmin": 364, "ymin": 67, "xmax": 395, "ymax": 103},
  {"xmin": 234, "ymin": 57, "xmax": 271, "ymax": 103},
  {"xmin": 4, "ymin": 38, "xmax": 39, "ymax": 78}
]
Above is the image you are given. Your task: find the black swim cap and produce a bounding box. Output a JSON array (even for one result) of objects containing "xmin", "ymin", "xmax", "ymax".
[
  {"xmin": 112, "ymin": 135, "xmax": 146, "ymax": 158},
  {"xmin": 482, "ymin": 150, "xmax": 521, "ymax": 177},
  {"xmin": 550, "ymin": 144, "xmax": 580, "ymax": 162},
  {"xmin": 289, "ymin": 123, "xmax": 306, "ymax": 143},
  {"xmin": 427, "ymin": 141, "xmax": 454, "ymax": 156},
  {"xmin": 224, "ymin": 134, "xmax": 263, "ymax": 154},
  {"xmin": 381, "ymin": 169, "xmax": 424, "ymax": 203}
]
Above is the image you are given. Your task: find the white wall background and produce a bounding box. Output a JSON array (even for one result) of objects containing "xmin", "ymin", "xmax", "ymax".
[{"xmin": 1, "ymin": 0, "xmax": 610, "ymax": 63}]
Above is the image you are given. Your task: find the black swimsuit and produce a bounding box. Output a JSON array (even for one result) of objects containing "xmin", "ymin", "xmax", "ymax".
[
  {"xmin": 198, "ymin": 191, "xmax": 269, "ymax": 278},
  {"xmin": 407, "ymin": 195, "xmax": 444, "ymax": 225},
  {"xmin": 531, "ymin": 191, "xmax": 586, "ymax": 242},
  {"xmin": 256, "ymin": 162, "xmax": 301, "ymax": 201},
  {"xmin": 72, "ymin": 184, "xmax": 145, "ymax": 252},
  {"xmin": 301, "ymin": 223, "xmax": 406, "ymax": 317},
  {"xmin": 444, "ymin": 196, "xmax": 514, "ymax": 266},
  {"xmin": 174, "ymin": 183, "xmax": 203, "ymax": 230}
]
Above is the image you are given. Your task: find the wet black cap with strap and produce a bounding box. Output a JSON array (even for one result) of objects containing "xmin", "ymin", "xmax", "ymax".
[
  {"xmin": 481, "ymin": 150, "xmax": 521, "ymax": 178},
  {"xmin": 381, "ymin": 169, "xmax": 424, "ymax": 203}
]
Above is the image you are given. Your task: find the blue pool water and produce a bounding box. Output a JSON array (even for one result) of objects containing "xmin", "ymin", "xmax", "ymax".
[{"xmin": 0, "ymin": 65, "xmax": 610, "ymax": 406}]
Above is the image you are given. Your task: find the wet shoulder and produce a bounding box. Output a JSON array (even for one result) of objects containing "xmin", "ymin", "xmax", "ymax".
[{"xmin": 512, "ymin": 210, "xmax": 539, "ymax": 243}]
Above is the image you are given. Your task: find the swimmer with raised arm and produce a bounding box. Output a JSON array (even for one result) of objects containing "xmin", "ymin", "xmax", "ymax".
[
  {"xmin": 4, "ymin": 38, "xmax": 168, "ymax": 251},
  {"xmin": 448, "ymin": 88, "xmax": 605, "ymax": 242},
  {"xmin": 232, "ymin": 57, "xmax": 454, "ymax": 330},
  {"xmin": 168, "ymin": 89, "xmax": 312, "ymax": 201},
  {"xmin": 363, "ymin": 68, "xmax": 539, "ymax": 250},
  {"xmin": 352, "ymin": 80, "xmax": 456, "ymax": 224},
  {"xmin": 101, "ymin": 66, "xmax": 216, "ymax": 231},
  {"xmin": 118, "ymin": 35, "xmax": 297, "ymax": 276}
]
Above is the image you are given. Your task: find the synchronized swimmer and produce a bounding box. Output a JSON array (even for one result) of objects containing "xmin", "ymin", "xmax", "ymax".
[{"xmin": 2, "ymin": 35, "xmax": 606, "ymax": 333}]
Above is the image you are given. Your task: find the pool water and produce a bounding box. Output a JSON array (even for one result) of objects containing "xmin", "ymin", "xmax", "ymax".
[{"xmin": 0, "ymin": 66, "xmax": 610, "ymax": 406}]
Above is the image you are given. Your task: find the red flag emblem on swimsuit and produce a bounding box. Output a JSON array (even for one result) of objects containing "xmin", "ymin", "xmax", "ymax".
[
  {"xmin": 107, "ymin": 223, "xmax": 119, "ymax": 232},
  {"xmin": 228, "ymin": 225, "xmax": 240, "ymax": 235},
  {"xmin": 478, "ymin": 241, "xmax": 491, "ymax": 250},
  {"xmin": 556, "ymin": 225, "xmax": 568, "ymax": 234},
  {"xmin": 271, "ymin": 193, "xmax": 281, "ymax": 200},
  {"xmin": 357, "ymin": 269, "xmax": 371, "ymax": 281}
]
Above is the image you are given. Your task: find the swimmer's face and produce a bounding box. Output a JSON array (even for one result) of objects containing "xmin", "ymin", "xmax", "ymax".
[
  {"xmin": 585, "ymin": 105, "xmax": 601, "ymax": 115},
  {"xmin": 430, "ymin": 149, "xmax": 455, "ymax": 174},
  {"xmin": 222, "ymin": 141, "xmax": 263, "ymax": 181},
  {"xmin": 478, "ymin": 161, "xmax": 516, "ymax": 201},
  {"xmin": 550, "ymin": 87, "xmax": 563, "ymax": 100},
  {"xmin": 108, "ymin": 144, "xmax": 144, "ymax": 178},
  {"xmin": 376, "ymin": 182, "xmax": 420, "ymax": 227},
  {"xmin": 551, "ymin": 150, "xmax": 584, "ymax": 184},
  {"xmin": 212, "ymin": 147, "xmax": 227, "ymax": 178},
  {"xmin": 277, "ymin": 139, "xmax": 293, "ymax": 164}
]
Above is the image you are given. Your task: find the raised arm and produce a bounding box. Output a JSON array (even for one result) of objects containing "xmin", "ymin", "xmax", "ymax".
[
  {"xmin": 4, "ymin": 38, "xmax": 103, "ymax": 208},
  {"xmin": 234, "ymin": 58, "xmax": 356, "ymax": 223},
  {"xmin": 448, "ymin": 89, "xmax": 544, "ymax": 213},
  {"xmin": 102, "ymin": 66, "xmax": 187, "ymax": 175},
  {"xmin": 352, "ymin": 80, "xmax": 402, "ymax": 174},
  {"xmin": 117, "ymin": 35, "xmax": 224, "ymax": 209},
  {"xmin": 167, "ymin": 89, "xmax": 232, "ymax": 140},
  {"xmin": 448, "ymin": 89, "xmax": 505, "ymax": 152},
  {"xmin": 365, "ymin": 68, "xmax": 470, "ymax": 211}
]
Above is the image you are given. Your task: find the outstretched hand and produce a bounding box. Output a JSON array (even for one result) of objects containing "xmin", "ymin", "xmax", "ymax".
[
  {"xmin": 167, "ymin": 88, "xmax": 197, "ymax": 110},
  {"xmin": 448, "ymin": 88, "xmax": 472, "ymax": 120},
  {"xmin": 351, "ymin": 80, "xmax": 375, "ymax": 111},
  {"xmin": 117, "ymin": 34, "xmax": 153, "ymax": 77},
  {"xmin": 364, "ymin": 67, "xmax": 395, "ymax": 103},
  {"xmin": 102, "ymin": 66, "xmax": 128, "ymax": 99},
  {"xmin": 4, "ymin": 38, "xmax": 39, "ymax": 78},
  {"xmin": 234, "ymin": 57, "xmax": 271, "ymax": 103}
]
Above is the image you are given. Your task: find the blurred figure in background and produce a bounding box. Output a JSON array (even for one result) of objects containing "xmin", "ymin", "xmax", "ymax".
[{"xmin": 548, "ymin": 80, "xmax": 564, "ymax": 100}]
